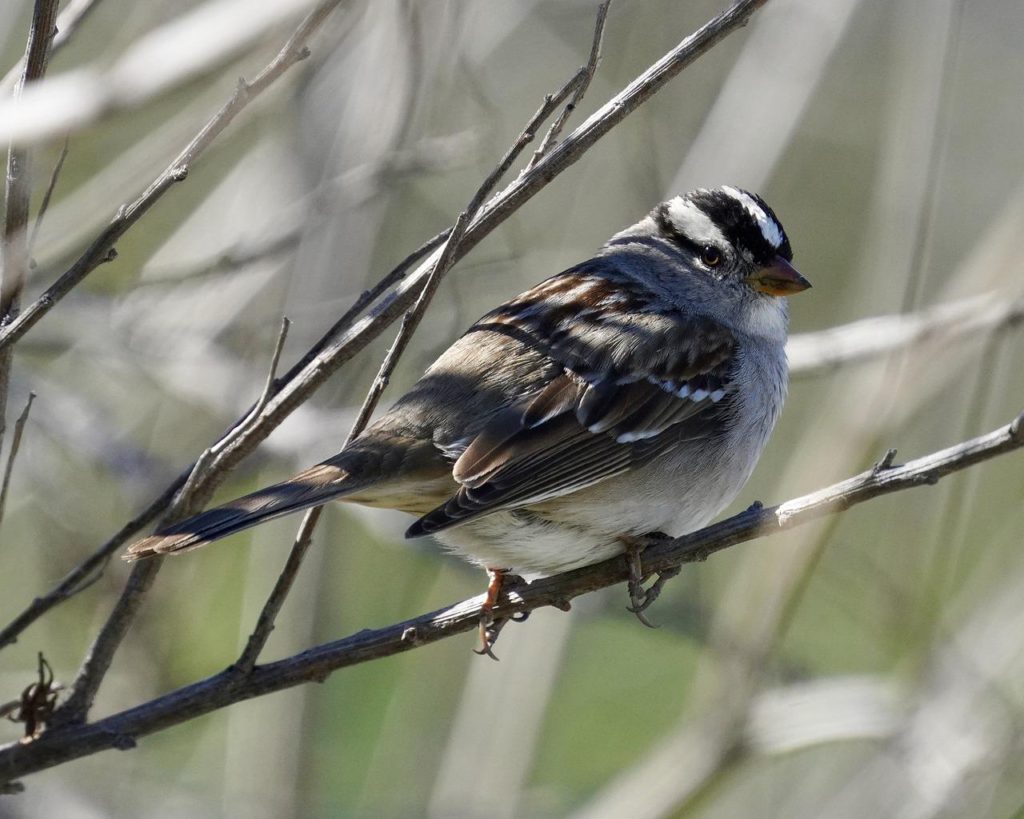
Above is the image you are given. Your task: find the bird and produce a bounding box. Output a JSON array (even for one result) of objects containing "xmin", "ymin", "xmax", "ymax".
[{"xmin": 125, "ymin": 186, "xmax": 810, "ymax": 655}]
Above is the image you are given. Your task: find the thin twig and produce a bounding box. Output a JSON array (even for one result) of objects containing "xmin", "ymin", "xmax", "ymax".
[
  {"xmin": 0, "ymin": 392, "xmax": 35, "ymax": 534},
  {"xmin": 0, "ymin": 0, "xmax": 771, "ymax": 697},
  {"xmin": 233, "ymin": 507, "xmax": 322, "ymax": 675},
  {"xmin": 176, "ymin": 318, "xmax": 292, "ymax": 505},
  {"xmin": 0, "ymin": 0, "xmax": 106, "ymax": 93},
  {"xmin": 225, "ymin": 317, "xmax": 292, "ymax": 449},
  {"xmin": 0, "ymin": 0, "xmax": 60, "ymax": 492},
  {"xmin": 0, "ymin": 0, "xmax": 345, "ymax": 355},
  {"xmin": 524, "ymin": 0, "xmax": 612, "ymax": 172},
  {"xmin": 0, "ymin": 411, "xmax": 1020, "ymax": 786},
  {"xmin": 26, "ymin": 137, "xmax": 69, "ymax": 263},
  {"xmin": 1, "ymin": 0, "xmax": 60, "ymax": 315}
]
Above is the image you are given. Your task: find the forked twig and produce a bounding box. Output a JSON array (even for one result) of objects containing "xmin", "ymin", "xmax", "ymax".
[{"xmin": 524, "ymin": 0, "xmax": 612, "ymax": 172}]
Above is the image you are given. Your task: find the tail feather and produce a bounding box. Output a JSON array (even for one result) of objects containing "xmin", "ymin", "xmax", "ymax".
[
  {"xmin": 124, "ymin": 459, "xmax": 362, "ymax": 561},
  {"xmin": 124, "ymin": 432, "xmax": 454, "ymax": 561}
]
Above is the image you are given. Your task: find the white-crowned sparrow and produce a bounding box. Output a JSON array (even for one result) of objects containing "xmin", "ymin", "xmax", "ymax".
[{"xmin": 126, "ymin": 186, "xmax": 810, "ymax": 652}]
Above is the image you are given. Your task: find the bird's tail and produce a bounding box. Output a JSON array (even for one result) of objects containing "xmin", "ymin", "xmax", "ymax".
[{"xmin": 124, "ymin": 443, "xmax": 400, "ymax": 561}]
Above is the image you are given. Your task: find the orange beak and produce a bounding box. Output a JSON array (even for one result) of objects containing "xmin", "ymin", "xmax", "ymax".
[{"xmin": 746, "ymin": 256, "xmax": 812, "ymax": 297}]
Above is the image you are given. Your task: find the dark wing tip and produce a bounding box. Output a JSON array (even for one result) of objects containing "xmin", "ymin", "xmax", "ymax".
[{"xmin": 405, "ymin": 514, "xmax": 445, "ymax": 539}]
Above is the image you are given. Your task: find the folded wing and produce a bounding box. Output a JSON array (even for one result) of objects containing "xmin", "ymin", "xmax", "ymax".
[{"xmin": 407, "ymin": 266, "xmax": 738, "ymax": 536}]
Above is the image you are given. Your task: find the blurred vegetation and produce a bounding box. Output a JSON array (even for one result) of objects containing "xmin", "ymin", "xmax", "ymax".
[{"xmin": 1, "ymin": 0, "xmax": 1023, "ymax": 817}]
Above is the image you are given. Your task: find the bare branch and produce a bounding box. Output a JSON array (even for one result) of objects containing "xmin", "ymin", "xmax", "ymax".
[
  {"xmin": 788, "ymin": 291, "xmax": 1024, "ymax": 376},
  {"xmin": 50, "ymin": 315, "xmax": 291, "ymax": 726},
  {"xmin": 0, "ymin": 0, "xmax": 107, "ymax": 94},
  {"xmin": 0, "ymin": 411, "xmax": 1019, "ymax": 787},
  {"xmin": 0, "ymin": 0, "xmax": 60, "ymax": 486},
  {"xmin": 26, "ymin": 137, "xmax": 69, "ymax": 261},
  {"xmin": 177, "ymin": 317, "xmax": 292, "ymax": 507},
  {"xmin": 1, "ymin": 0, "xmax": 61, "ymax": 311},
  {"xmin": 0, "ymin": 392, "xmax": 35, "ymax": 535},
  {"xmin": 229, "ymin": 317, "xmax": 291, "ymax": 447},
  {"xmin": 233, "ymin": 507, "xmax": 320, "ymax": 675},
  {"xmin": 0, "ymin": 0, "xmax": 347, "ymax": 355},
  {"xmin": 524, "ymin": 0, "xmax": 612, "ymax": 171}
]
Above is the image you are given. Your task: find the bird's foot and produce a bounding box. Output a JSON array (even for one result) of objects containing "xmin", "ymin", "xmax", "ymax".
[
  {"xmin": 474, "ymin": 568, "xmax": 525, "ymax": 660},
  {"xmin": 633, "ymin": 565, "xmax": 681, "ymax": 614},
  {"xmin": 620, "ymin": 533, "xmax": 679, "ymax": 628}
]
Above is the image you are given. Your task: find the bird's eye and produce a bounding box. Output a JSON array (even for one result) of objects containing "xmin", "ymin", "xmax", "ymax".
[{"xmin": 700, "ymin": 245, "xmax": 722, "ymax": 267}]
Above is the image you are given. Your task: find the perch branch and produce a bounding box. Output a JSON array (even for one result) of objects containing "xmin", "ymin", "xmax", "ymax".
[{"xmin": 0, "ymin": 411, "xmax": 1020, "ymax": 787}]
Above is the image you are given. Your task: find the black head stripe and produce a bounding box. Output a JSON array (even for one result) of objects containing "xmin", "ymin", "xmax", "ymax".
[{"xmin": 688, "ymin": 188, "xmax": 792, "ymax": 264}]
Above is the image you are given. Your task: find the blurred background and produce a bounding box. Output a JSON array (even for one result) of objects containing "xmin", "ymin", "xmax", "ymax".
[{"xmin": 2, "ymin": 0, "xmax": 1024, "ymax": 816}]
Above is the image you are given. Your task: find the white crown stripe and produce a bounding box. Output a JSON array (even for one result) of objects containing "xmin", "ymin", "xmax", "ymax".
[
  {"xmin": 721, "ymin": 186, "xmax": 785, "ymax": 249},
  {"xmin": 665, "ymin": 196, "xmax": 728, "ymax": 248}
]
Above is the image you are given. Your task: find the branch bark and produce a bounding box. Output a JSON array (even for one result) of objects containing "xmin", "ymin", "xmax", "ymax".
[
  {"xmin": 0, "ymin": 411, "xmax": 1019, "ymax": 789},
  {"xmin": 0, "ymin": 0, "xmax": 106, "ymax": 94},
  {"xmin": 0, "ymin": 0, "xmax": 60, "ymax": 449}
]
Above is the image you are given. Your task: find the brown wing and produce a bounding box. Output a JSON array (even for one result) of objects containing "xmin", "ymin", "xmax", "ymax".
[{"xmin": 406, "ymin": 267, "xmax": 737, "ymax": 537}]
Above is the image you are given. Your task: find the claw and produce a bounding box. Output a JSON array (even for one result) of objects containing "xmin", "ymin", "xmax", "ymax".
[
  {"xmin": 632, "ymin": 566, "xmax": 681, "ymax": 613},
  {"xmin": 620, "ymin": 535, "xmax": 682, "ymax": 627},
  {"xmin": 474, "ymin": 568, "xmax": 511, "ymax": 659},
  {"xmin": 621, "ymin": 536, "xmax": 660, "ymax": 628},
  {"xmin": 474, "ymin": 616, "xmax": 510, "ymax": 660}
]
